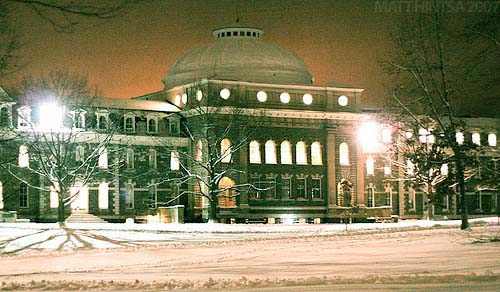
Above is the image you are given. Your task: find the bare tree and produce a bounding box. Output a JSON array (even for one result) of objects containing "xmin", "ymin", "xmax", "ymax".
[
  {"xmin": 158, "ymin": 85, "xmax": 263, "ymax": 223},
  {"xmin": 0, "ymin": 0, "xmax": 140, "ymax": 79},
  {"xmin": 383, "ymin": 9, "xmax": 498, "ymax": 229},
  {"xmin": 0, "ymin": 71, "xmax": 115, "ymax": 222}
]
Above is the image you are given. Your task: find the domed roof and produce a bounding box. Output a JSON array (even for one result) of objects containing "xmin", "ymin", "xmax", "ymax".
[{"xmin": 163, "ymin": 23, "xmax": 313, "ymax": 89}]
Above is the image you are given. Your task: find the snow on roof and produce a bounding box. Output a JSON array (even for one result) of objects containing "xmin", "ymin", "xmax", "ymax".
[
  {"xmin": 67, "ymin": 96, "xmax": 179, "ymax": 113},
  {"xmin": 0, "ymin": 86, "xmax": 13, "ymax": 102}
]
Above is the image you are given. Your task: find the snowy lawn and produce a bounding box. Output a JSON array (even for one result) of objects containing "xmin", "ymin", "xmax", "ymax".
[{"xmin": 0, "ymin": 217, "xmax": 498, "ymax": 255}]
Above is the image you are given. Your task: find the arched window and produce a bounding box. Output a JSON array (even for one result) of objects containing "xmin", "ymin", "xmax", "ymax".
[
  {"xmin": 367, "ymin": 187, "xmax": 374, "ymax": 207},
  {"xmin": 75, "ymin": 145, "xmax": 85, "ymax": 163},
  {"xmin": 221, "ymin": 138, "xmax": 232, "ymax": 163},
  {"xmin": 98, "ymin": 181, "xmax": 109, "ymax": 209},
  {"xmin": 74, "ymin": 112, "xmax": 84, "ymax": 129},
  {"xmin": 472, "ymin": 132, "xmax": 481, "ymax": 145},
  {"xmin": 19, "ymin": 145, "xmax": 29, "ymax": 168},
  {"xmin": 218, "ymin": 177, "xmax": 236, "ymax": 208},
  {"xmin": 98, "ymin": 115, "xmax": 108, "ymax": 130},
  {"xmin": 280, "ymin": 141, "xmax": 292, "ymax": 164},
  {"xmin": 125, "ymin": 149, "xmax": 134, "ymax": 169},
  {"xmin": 366, "ymin": 156, "xmax": 375, "ymax": 175},
  {"xmin": 170, "ymin": 151, "xmax": 180, "ymax": 170},
  {"xmin": 0, "ymin": 107, "xmax": 9, "ymax": 128},
  {"xmin": 488, "ymin": 133, "xmax": 497, "ymax": 147},
  {"xmin": 339, "ymin": 142, "xmax": 349, "ymax": 166},
  {"xmin": 125, "ymin": 183, "xmax": 134, "ymax": 209},
  {"xmin": 311, "ymin": 141, "xmax": 322, "ymax": 165},
  {"xmin": 19, "ymin": 182, "xmax": 28, "ymax": 208},
  {"xmin": 149, "ymin": 149, "xmax": 157, "ymax": 169},
  {"xmin": 195, "ymin": 140, "xmax": 203, "ymax": 162},
  {"xmin": 296, "ymin": 141, "xmax": 307, "ymax": 165},
  {"xmin": 98, "ymin": 147, "xmax": 108, "ymax": 169},
  {"xmin": 148, "ymin": 183, "xmax": 157, "ymax": 208},
  {"xmin": 124, "ymin": 116, "xmax": 134, "ymax": 132},
  {"xmin": 147, "ymin": 118, "xmax": 157, "ymax": 133},
  {"xmin": 249, "ymin": 140, "xmax": 261, "ymax": 164},
  {"xmin": 265, "ymin": 140, "xmax": 277, "ymax": 164}
]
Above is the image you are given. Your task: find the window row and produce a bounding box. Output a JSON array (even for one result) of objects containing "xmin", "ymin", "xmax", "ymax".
[
  {"xmin": 249, "ymin": 140, "xmax": 323, "ymax": 165},
  {"xmin": 17, "ymin": 145, "xmax": 181, "ymax": 171},
  {"xmin": 249, "ymin": 175, "xmax": 323, "ymax": 200},
  {"xmin": 216, "ymin": 30, "xmax": 261, "ymax": 38}
]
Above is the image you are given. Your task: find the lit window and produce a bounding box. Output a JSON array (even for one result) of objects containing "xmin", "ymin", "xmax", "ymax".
[
  {"xmin": 488, "ymin": 133, "xmax": 497, "ymax": 147},
  {"xmin": 170, "ymin": 151, "xmax": 180, "ymax": 170},
  {"xmin": 382, "ymin": 128, "xmax": 392, "ymax": 143},
  {"xmin": 280, "ymin": 92, "xmax": 290, "ymax": 103},
  {"xmin": 125, "ymin": 183, "xmax": 134, "ymax": 209},
  {"xmin": 366, "ymin": 156, "xmax": 375, "ymax": 175},
  {"xmin": 358, "ymin": 122, "xmax": 378, "ymax": 152},
  {"xmin": 149, "ymin": 149, "xmax": 157, "ymax": 169},
  {"xmin": 311, "ymin": 142, "xmax": 322, "ymax": 165},
  {"xmin": 196, "ymin": 90, "xmax": 203, "ymax": 101},
  {"xmin": 19, "ymin": 182, "xmax": 28, "ymax": 208},
  {"xmin": 249, "ymin": 140, "xmax": 261, "ymax": 164},
  {"xmin": 218, "ymin": 177, "xmax": 236, "ymax": 208},
  {"xmin": 98, "ymin": 147, "xmax": 108, "ymax": 169},
  {"xmin": 221, "ymin": 138, "xmax": 232, "ymax": 163},
  {"xmin": 311, "ymin": 178, "xmax": 321, "ymax": 199},
  {"xmin": 418, "ymin": 128, "xmax": 428, "ymax": 143},
  {"xmin": 265, "ymin": 140, "xmax": 277, "ymax": 164},
  {"xmin": 124, "ymin": 116, "xmax": 135, "ymax": 132},
  {"xmin": 339, "ymin": 142, "xmax": 349, "ymax": 166},
  {"xmin": 296, "ymin": 141, "xmax": 307, "ymax": 165},
  {"xmin": 472, "ymin": 132, "xmax": 481, "ymax": 145},
  {"xmin": 181, "ymin": 93, "xmax": 187, "ymax": 104},
  {"xmin": 265, "ymin": 177, "xmax": 277, "ymax": 199},
  {"xmin": 19, "ymin": 145, "xmax": 29, "ymax": 168},
  {"xmin": 17, "ymin": 106, "xmax": 31, "ymax": 128},
  {"xmin": 257, "ymin": 91, "xmax": 267, "ymax": 102},
  {"xmin": 195, "ymin": 140, "xmax": 203, "ymax": 162},
  {"xmin": 147, "ymin": 118, "xmax": 158, "ymax": 133},
  {"xmin": 126, "ymin": 149, "xmax": 134, "ymax": 169},
  {"xmin": 174, "ymin": 94, "xmax": 181, "ymax": 105},
  {"xmin": 50, "ymin": 182, "xmax": 59, "ymax": 209},
  {"xmin": 280, "ymin": 141, "xmax": 292, "ymax": 164},
  {"xmin": 405, "ymin": 131, "xmax": 413, "ymax": 139},
  {"xmin": 440, "ymin": 163, "xmax": 449, "ymax": 176},
  {"xmin": 148, "ymin": 183, "xmax": 157, "ymax": 208},
  {"xmin": 0, "ymin": 181, "xmax": 3, "ymax": 210},
  {"xmin": 98, "ymin": 182, "xmax": 109, "ymax": 209},
  {"xmin": 384, "ymin": 163, "xmax": 392, "ymax": 176},
  {"xmin": 303, "ymin": 93, "xmax": 313, "ymax": 105},
  {"xmin": 338, "ymin": 95, "xmax": 348, "ymax": 106},
  {"xmin": 407, "ymin": 159, "xmax": 415, "ymax": 175},
  {"xmin": 75, "ymin": 145, "xmax": 85, "ymax": 163},
  {"xmin": 409, "ymin": 187, "xmax": 416, "ymax": 210},
  {"xmin": 456, "ymin": 132, "xmax": 464, "ymax": 145},
  {"xmin": 427, "ymin": 130, "xmax": 435, "ymax": 144},
  {"xmin": 220, "ymin": 88, "xmax": 231, "ymax": 100},
  {"xmin": 385, "ymin": 185, "xmax": 392, "ymax": 206}
]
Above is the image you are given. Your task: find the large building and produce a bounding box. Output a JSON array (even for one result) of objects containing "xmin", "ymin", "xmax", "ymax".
[{"xmin": 0, "ymin": 23, "xmax": 498, "ymax": 223}]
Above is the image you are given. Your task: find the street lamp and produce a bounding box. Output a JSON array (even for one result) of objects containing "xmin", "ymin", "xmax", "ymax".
[{"xmin": 39, "ymin": 102, "xmax": 63, "ymax": 130}]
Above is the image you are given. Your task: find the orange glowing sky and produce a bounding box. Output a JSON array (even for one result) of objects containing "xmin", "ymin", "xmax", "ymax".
[{"xmin": 4, "ymin": 0, "xmax": 497, "ymax": 115}]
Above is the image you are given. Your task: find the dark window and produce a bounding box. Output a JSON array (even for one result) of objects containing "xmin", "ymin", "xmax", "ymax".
[
  {"xmin": 246, "ymin": 31, "xmax": 251, "ymax": 36},
  {"xmin": 265, "ymin": 178, "xmax": 276, "ymax": 199},
  {"xmin": 147, "ymin": 118, "xmax": 157, "ymax": 133},
  {"xmin": 311, "ymin": 178, "xmax": 321, "ymax": 199},
  {"xmin": 227, "ymin": 32, "xmax": 231, "ymax": 36},
  {"xmin": 240, "ymin": 31, "xmax": 244, "ymax": 36},
  {"xmin": 0, "ymin": 107, "xmax": 9, "ymax": 127},
  {"xmin": 98, "ymin": 116, "xmax": 107, "ymax": 130},
  {"xmin": 297, "ymin": 178, "xmax": 306, "ymax": 198},
  {"xmin": 74, "ymin": 113, "xmax": 83, "ymax": 129},
  {"xmin": 221, "ymin": 32, "xmax": 225, "ymax": 37},
  {"xmin": 252, "ymin": 32, "xmax": 256, "ymax": 37},
  {"xmin": 281, "ymin": 178, "xmax": 291, "ymax": 199},
  {"xmin": 124, "ymin": 117, "xmax": 134, "ymax": 132},
  {"xmin": 19, "ymin": 183, "xmax": 28, "ymax": 208}
]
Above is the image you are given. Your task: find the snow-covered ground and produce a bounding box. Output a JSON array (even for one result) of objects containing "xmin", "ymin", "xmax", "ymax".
[{"xmin": 0, "ymin": 218, "xmax": 499, "ymax": 291}]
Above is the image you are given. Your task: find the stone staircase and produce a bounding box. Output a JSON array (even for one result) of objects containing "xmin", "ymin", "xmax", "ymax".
[{"xmin": 65, "ymin": 211, "xmax": 107, "ymax": 223}]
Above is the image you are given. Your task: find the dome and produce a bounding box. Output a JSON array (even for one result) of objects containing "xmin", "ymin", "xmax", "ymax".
[{"xmin": 163, "ymin": 23, "xmax": 313, "ymax": 90}]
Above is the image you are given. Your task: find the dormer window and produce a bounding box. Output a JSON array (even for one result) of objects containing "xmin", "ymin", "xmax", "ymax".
[
  {"xmin": 0, "ymin": 106, "xmax": 11, "ymax": 128},
  {"xmin": 72, "ymin": 110, "xmax": 86, "ymax": 129},
  {"xmin": 147, "ymin": 116, "xmax": 158, "ymax": 133},
  {"xmin": 168, "ymin": 118, "xmax": 179, "ymax": 136},
  {"xmin": 17, "ymin": 106, "xmax": 31, "ymax": 129},
  {"xmin": 124, "ymin": 114, "xmax": 135, "ymax": 133},
  {"xmin": 96, "ymin": 111, "xmax": 110, "ymax": 131}
]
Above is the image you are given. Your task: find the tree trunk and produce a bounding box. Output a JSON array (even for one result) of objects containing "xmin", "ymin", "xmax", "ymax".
[
  {"xmin": 58, "ymin": 195, "xmax": 65, "ymax": 223},
  {"xmin": 208, "ymin": 192, "xmax": 218, "ymax": 223}
]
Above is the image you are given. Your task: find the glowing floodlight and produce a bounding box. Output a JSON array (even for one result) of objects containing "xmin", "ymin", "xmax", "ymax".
[
  {"xmin": 358, "ymin": 122, "xmax": 378, "ymax": 152},
  {"xmin": 39, "ymin": 103, "xmax": 63, "ymax": 130}
]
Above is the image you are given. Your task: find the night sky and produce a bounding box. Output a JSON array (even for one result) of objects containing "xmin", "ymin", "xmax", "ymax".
[{"xmin": 4, "ymin": 1, "xmax": 497, "ymax": 114}]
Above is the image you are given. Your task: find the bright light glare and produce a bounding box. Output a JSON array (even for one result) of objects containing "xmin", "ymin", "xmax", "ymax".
[
  {"xmin": 358, "ymin": 122, "xmax": 378, "ymax": 152},
  {"xmin": 39, "ymin": 103, "xmax": 63, "ymax": 130}
]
